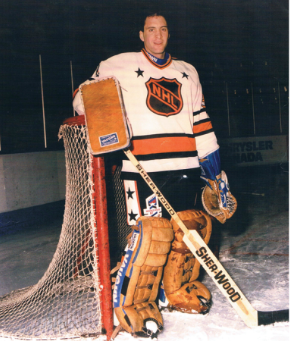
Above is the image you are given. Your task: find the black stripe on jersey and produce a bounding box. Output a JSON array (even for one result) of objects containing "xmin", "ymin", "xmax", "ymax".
[
  {"xmin": 194, "ymin": 128, "xmax": 214, "ymax": 137},
  {"xmin": 133, "ymin": 151, "xmax": 198, "ymax": 161},
  {"xmin": 193, "ymin": 108, "xmax": 207, "ymax": 116},
  {"xmin": 131, "ymin": 133, "xmax": 195, "ymax": 141},
  {"xmin": 193, "ymin": 118, "xmax": 212, "ymax": 126},
  {"xmin": 121, "ymin": 167, "xmax": 201, "ymax": 181}
]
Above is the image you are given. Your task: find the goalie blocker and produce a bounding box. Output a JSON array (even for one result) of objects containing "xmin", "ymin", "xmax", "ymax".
[{"xmin": 79, "ymin": 76, "xmax": 132, "ymax": 155}]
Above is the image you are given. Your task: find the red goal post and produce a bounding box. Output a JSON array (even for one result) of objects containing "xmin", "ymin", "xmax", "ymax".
[
  {"xmin": 0, "ymin": 115, "xmax": 115, "ymax": 341},
  {"xmin": 63, "ymin": 115, "xmax": 114, "ymax": 339}
]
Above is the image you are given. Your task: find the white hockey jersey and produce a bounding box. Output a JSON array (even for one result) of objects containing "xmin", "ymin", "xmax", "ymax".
[{"xmin": 73, "ymin": 49, "xmax": 219, "ymax": 174}]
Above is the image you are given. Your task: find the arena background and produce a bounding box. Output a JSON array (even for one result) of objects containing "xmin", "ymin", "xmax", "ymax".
[
  {"xmin": 0, "ymin": 4, "xmax": 288, "ymax": 340},
  {"xmin": 0, "ymin": 0, "xmax": 288, "ymax": 214},
  {"xmin": 0, "ymin": 0, "xmax": 288, "ymax": 153}
]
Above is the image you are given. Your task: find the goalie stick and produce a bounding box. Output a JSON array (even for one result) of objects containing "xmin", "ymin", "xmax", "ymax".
[{"xmin": 123, "ymin": 148, "xmax": 289, "ymax": 328}]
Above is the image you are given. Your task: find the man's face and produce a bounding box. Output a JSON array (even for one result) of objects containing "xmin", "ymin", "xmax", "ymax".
[{"xmin": 139, "ymin": 16, "xmax": 169, "ymax": 59}]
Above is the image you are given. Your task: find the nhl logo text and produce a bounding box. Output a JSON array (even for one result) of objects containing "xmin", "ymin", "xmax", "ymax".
[{"xmin": 145, "ymin": 77, "xmax": 183, "ymax": 116}]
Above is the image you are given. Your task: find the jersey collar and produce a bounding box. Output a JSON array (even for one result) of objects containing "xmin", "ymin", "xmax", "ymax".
[{"xmin": 141, "ymin": 48, "xmax": 172, "ymax": 69}]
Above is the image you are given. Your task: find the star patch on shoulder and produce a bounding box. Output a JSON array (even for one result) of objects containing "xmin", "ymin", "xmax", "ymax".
[
  {"xmin": 181, "ymin": 72, "xmax": 189, "ymax": 79},
  {"xmin": 135, "ymin": 68, "xmax": 144, "ymax": 77}
]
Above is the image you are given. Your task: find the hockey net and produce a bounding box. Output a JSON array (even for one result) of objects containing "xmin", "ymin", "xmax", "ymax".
[{"xmin": 0, "ymin": 116, "xmax": 129, "ymax": 340}]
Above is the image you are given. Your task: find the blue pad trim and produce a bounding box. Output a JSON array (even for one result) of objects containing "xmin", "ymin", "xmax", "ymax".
[
  {"xmin": 113, "ymin": 221, "xmax": 143, "ymax": 308},
  {"xmin": 199, "ymin": 149, "xmax": 221, "ymax": 181}
]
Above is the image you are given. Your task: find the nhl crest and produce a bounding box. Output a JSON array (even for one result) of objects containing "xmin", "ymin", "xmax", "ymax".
[{"xmin": 145, "ymin": 77, "xmax": 183, "ymax": 116}]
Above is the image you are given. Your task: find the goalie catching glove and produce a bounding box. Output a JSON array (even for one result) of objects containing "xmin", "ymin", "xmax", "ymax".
[{"xmin": 199, "ymin": 149, "xmax": 237, "ymax": 224}]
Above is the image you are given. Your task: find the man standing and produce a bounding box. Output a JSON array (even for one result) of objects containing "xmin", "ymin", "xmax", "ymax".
[
  {"xmin": 74, "ymin": 13, "xmax": 233, "ymax": 338},
  {"xmin": 74, "ymin": 14, "xmax": 221, "ymax": 220}
]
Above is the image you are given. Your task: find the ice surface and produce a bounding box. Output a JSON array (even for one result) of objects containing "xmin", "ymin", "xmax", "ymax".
[
  {"xmin": 0, "ymin": 165, "xmax": 288, "ymax": 340},
  {"xmin": 114, "ymin": 209, "xmax": 289, "ymax": 340}
]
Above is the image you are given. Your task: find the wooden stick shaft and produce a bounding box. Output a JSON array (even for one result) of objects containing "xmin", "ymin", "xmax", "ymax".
[{"xmin": 123, "ymin": 149, "xmax": 258, "ymax": 328}]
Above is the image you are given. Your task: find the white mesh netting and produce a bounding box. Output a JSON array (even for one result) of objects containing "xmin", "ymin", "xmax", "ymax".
[{"xmin": 0, "ymin": 122, "xmax": 113, "ymax": 340}]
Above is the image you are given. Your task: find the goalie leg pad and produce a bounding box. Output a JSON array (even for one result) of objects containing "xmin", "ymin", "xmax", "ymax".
[
  {"xmin": 163, "ymin": 209, "xmax": 212, "ymax": 314},
  {"xmin": 115, "ymin": 302, "xmax": 163, "ymax": 338},
  {"xmin": 113, "ymin": 216, "xmax": 173, "ymax": 336}
]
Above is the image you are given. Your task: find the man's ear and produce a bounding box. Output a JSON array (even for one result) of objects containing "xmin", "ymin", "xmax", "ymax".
[{"xmin": 139, "ymin": 31, "xmax": 144, "ymax": 42}]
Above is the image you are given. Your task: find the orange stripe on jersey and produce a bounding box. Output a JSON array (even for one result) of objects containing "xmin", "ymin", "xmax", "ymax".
[
  {"xmin": 130, "ymin": 136, "xmax": 196, "ymax": 155},
  {"xmin": 193, "ymin": 121, "xmax": 213, "ymax": 134}
]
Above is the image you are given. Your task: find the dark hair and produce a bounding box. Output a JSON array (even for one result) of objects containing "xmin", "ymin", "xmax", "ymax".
[{"xmin": 139, "ymin": 11, "xmax": 170, "ymax": 32}]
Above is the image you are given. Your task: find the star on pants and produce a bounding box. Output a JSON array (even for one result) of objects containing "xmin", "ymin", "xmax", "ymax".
[
  {"xmin": 126, "ymin": 187, "xmax": 135, "ymax": 199},
  {"xmin": 128, "ymin": 209, "xmax": 138, "ymax": 222}
]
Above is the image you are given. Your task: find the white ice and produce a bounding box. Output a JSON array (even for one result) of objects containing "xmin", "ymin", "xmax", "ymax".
[
  {"xmin": 115, "ymin": 208, "xmax": 289, "ymax": 341},
  {"xmin": 0, "ymin": 166, "xmax": 289, "ymax": 341}
]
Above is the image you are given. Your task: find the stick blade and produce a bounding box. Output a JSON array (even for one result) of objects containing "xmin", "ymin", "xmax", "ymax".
[{"xmin": 258, "ymin": 309, "xmax": 289, "ymax": 326}]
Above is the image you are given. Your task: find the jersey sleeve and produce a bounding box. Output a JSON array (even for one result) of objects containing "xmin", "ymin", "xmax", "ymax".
[
  {"xmin": 192, "ymin": 79, "xmax": 219, "ymax": 158},
  {"xmin": 73, "ymin": 58, "xmax": 121, "ymax": 115},
  {"xmin": 72, "ymin": 64, "xmax": 103, "ymax": 115},
  {"xmin": 72, "ymin": 90, "xmax": 84, "ymax": 115}
]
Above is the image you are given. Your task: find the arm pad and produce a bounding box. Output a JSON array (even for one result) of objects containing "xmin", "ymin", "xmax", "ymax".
[{"xmin": 199, "ymin": 148, "xmax": 221, "ymax": 183}]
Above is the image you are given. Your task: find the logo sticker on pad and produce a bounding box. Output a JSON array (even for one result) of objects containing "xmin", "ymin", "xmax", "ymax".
[
  {"xmin": 143, "ymin": 194, "xmax": 162, "ymax": 217},
  {"xmin": 99, "ymin": 133, "xmax": 119, "ymax": 147}
]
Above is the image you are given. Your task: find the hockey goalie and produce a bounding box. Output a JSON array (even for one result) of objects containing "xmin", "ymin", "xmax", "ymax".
[
  {"xmin": 73, "ymin": 13, "xmax": 237, "ymax": 337},
  {"xmin": 73, "ymin": 71, "xmax": 237, "ymax": 338}
]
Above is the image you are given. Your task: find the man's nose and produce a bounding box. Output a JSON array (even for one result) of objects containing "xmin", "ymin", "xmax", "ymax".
[{"xmin": 155, "ymin": 29, "xmax": 162, "ymax": 38}]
